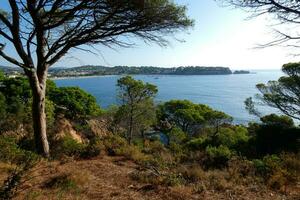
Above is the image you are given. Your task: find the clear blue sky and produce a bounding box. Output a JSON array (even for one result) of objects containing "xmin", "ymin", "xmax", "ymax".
[{"xmin": 0, "ymin": 0, "xmax": 298, "ymax": 69}]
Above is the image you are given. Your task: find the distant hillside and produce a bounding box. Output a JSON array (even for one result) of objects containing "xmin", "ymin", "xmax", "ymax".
[
  {"xmin": 1, "ymin": 65, "xmax": 249, "ymax": 77},
  {"xmin": 49, "ymin": 65, "xmax": 233, "ymax": 77},
  {"xmin": 0, "ymin": 66, "xmax": 22, "ymax": 73}
]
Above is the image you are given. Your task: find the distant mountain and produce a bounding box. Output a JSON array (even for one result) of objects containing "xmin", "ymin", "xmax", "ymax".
[{"xmin": 49, "ymin": 65, "xmax": 233, "ymax": 77}]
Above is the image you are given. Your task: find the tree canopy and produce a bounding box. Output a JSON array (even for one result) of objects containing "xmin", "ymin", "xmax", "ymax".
[
  {"xmin": 158, "ymin": 100, "xmax": 232, "ymax": 135},
  {"xmin": 48, "ymin": 86, "xmax": 102, "ymax": 120},
  {"xmin": 115, "ymin": 76, "xmax": 158, "ymax": 143},
  {"xmin": 260, "ymin": 114, "xmax": 295, "ymax": 128},
  {"xmin": 251, "ymin": 63, "xmax": 300, "ymax": 120}
]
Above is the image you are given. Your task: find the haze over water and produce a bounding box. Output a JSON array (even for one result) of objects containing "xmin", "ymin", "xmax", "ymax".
[{"xmin": 54, "ymin": 70, "xmax": 283, "ymax": 124}]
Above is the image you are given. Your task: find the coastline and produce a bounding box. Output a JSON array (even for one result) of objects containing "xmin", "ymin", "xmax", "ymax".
[
  {"xmin": 49, "ymin": 72, "xmax": 248, "ymax": 80},
  {"xmin": 50, "ymin": 74, "xmax": 119, "ymax": 80}
]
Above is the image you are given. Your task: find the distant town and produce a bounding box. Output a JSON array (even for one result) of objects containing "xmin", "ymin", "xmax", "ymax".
[{"xmin": 0, "ymin": 65, "xmax": 250, "ymax": 78}]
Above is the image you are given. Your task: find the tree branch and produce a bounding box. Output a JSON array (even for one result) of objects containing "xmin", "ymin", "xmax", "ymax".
[{"xmin": 0, "ymin": 49, "xmax": 25, "ymax": 68}]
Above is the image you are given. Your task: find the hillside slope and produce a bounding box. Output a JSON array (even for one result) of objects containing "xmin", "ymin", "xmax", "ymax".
[{"xmin": 1, "ymin": 155, "xmax": 298, "ymax": 200}]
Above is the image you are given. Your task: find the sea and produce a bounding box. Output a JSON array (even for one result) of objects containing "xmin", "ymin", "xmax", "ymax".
[{"xmin": 54, "ymin": 70, "xmax": 283, "ymax": 124}]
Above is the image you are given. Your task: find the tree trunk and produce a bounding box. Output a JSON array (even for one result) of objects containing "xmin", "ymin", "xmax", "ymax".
[
  {"xmin": 128, "ymin": 107, "xmax": 134, "ymax": 145},
  {"xmin": 27, "ymin": 71, "xmax": 50, "ymax": 157},
  {"xmin": 128, "ymin": 116, "xmax": 133, "ymax": 145},
  {"xmin": 211, "ymin": 124, "xmax": 220, "ymax": 146},
  {"xmin": 32, "ymin": 87, "xmax": 49, "ymax": 157}
]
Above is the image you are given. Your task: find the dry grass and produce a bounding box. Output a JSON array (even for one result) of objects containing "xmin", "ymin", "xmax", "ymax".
[
  {"xmin": 0, "ymin": 162, "xmax": 15, "ymax": 183},
  {"xmin": 0, "ymin": 156, "xmax": 298, "ymax": 200}
]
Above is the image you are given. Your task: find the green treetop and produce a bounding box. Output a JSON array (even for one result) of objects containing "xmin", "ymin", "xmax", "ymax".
[{"xmin": 116, "ymin": 76, "xmax": 158, "ymax": 144}]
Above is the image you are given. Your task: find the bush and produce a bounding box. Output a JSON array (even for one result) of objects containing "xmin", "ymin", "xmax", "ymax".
[
  {"xmin": 205, "ymin": 145, "xmax": 233, "ymax": 168},
  {"xmin": 0, "ymin": 143, "xmax": 40, "ymax": 200},
  {"xmin": 143, "ymin": 141, "xmax": 174, "ymax": 167},
  {"xmin": 215, "ymin": 126, "xmax": 249, "ymax": 149},
  {"xmin": 0, "ymin": 136, "xmax": 38, "ymax": 164},
  {"xmin": 0, "ymin": 136, "xmax": 23, "ymax": 163},
  {"xmin": 116, "ymin": 145, "xmax": 150, "ymax": 164},
  {"xmin": 207, "ymin": 171, "xmax": 231, "ymax": 191},
  {"xmin": 227, "ymin": 156, "xmax": 256, "ymax": 183},
  {"xmin": 178, "ymin": 165, "xmax": 205, "ymax": 183},
  {"xmin": 44, "ymin": 173, "xmax": 79, "ymax": 192},
  {"xmin": 163, "ymin": 173, "xmax": 185, "ymax": 186},
  {"xmin": 250, "ymin": 115, "xmax": 300, "ymax": 156},
  {"xmin": 80, "ymin": 143, "xmax": 101, "ymax": 159},
  {"xmin": 52, "ymin": 136, "xmax": 86, "ymax": 159},
  {"xmin": 253, "ymin": 155, "xmax": 282, "ymax": 177},
  {"xmin": 186, "ymin": 137, "xmax": 206, "ymax": 151},
  {"xmin": 253, "ymin": 154, "xmax": 300, "ymax": 190},
  {"xmin": 102, "ymin": 134, "xmax": 127, "ymax": 156},
  {"xmin": 260, "ymin": 114, "xmax": 294, "ymax": 128},
  {"xmin": 143, "ymin": 140, "xmax": 166, "ymax": 155},
  {"xmin": 52, "ymin": 136, "xmax": 103, "ymax": 159},
  {"xmin": 48, "ymin": 86, "xmax": 102, "ymax": 120},
  {"xmin": 168, "ymin": 142, "xmax": 186, "ymax": 162},
  {"xmin": 167, "ymin": 127, "xmax": 187, "ymax": 144}
]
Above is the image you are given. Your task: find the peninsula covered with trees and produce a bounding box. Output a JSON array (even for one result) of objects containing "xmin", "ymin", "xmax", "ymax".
[
  {"xmin": 49, "ymin": 66, "xmax": 234, "ymax": 77},
  {"xmin": 0, "ymin": 65, "xmax": 250, "ymax": 78}
]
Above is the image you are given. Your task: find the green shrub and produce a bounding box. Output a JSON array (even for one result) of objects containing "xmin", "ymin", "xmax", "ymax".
[
  {"xmin": 0, "ymin": 146, "xmax": 40, "ymax": 200},
  {"xmin": 102, "ymin": 134, "xmax": 127, "ymax": 156},
  {"xmin": 116, "ymin": 145, "xmax": 150, "ymax": 164},
  {"xmin": 80, "ymin": 143, "xmax": 101, "ymax": 159},
  {"xmin": 186, "ymin": 137, "xmax": 206, "ymax": 151},
  {"xmin": 48, "ymin": 86, "xmax": 102, "ymax": 120},
  {"xmin": 253, "ymin": 154, "xmax": 300, "ymax": 190},
  {"xmin": 253, "ymin": 155, "xmax": 285, "ymax": 189},
  {"xmin": 163, "ymin": 173, "xmax": 185, "ymax": 186},
  {"xmin": 143, "ymin": 140, "xmax": 166, "ymax": 155},
  {"xmin": 143, "ymin": 141, "xmax": 175, "ymax": 167},
  {"xmin": 44, "ymin": 173, "xmax": 79, "ymax": 192},
  {"xmin": 53, "ymin": 136, "xmax": 86, "ymax": 158},
  {"xmin": 260, "ymin": 114, "xmax": 294, "ymax": 128},
  {"xmin": 168, "ymin": 142, "xmax": 186, "ymax": 162},
  {"xmin": 215, "ymin": 126, "xmax": 249, "ymax": 149},
  {"xmin": 0, "ymin": 136, "xmax": 38, "ymax": 164},
  {"xmin": 167, "ymin": 127, "xmax": 187, "ymax": 144},
  {"xmin": 253, "ymin": 155, "xmax": 282, "ymax": 178},
  {"xmin": 132, "ymin": 138, "xmax": 144, "ymax": 149},
  {"xmin": 205, "ymin": 145, "xmax": 233, "ymax": 168},
  {"xmin": 52, "ymin": 136, "xmax": 103, "ymax": 159},
  {"xmin": 0, "ymin": 136, "xmax": 23, "ymax": 163}
]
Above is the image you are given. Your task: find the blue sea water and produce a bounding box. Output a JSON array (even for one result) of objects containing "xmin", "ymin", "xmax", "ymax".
[{"xmin": 54, "ymin": 70, "xmax": 283, "ymax": 124}]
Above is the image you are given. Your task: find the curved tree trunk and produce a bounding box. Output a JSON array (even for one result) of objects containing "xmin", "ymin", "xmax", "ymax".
[
  {"xmin": 32, "ymin": 86, "xmax": 49, "ymax": 157},
  {"xmin": 26, "ymin": 70, "xmax": 50, "ymax": 157}
]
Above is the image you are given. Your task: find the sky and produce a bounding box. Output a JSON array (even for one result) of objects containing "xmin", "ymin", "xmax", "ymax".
[{"xmin": 0, "ymin": 0, "xmax": 299, "ymax": 69}]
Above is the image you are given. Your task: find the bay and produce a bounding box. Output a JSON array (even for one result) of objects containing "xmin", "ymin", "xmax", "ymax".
[{"xmin": 54, "ymin": 70, "xmax": 283, "ymax": 124}]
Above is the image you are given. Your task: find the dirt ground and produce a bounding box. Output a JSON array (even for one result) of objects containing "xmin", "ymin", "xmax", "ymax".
[{"xmin": 0, "ymin": 155, "xmax": 299, "ymax": 200}]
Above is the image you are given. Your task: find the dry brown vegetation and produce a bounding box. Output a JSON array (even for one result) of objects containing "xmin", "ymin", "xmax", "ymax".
[{"xmin": 0, "ymin": 152, "xmax": 299, "ymax": 200}]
